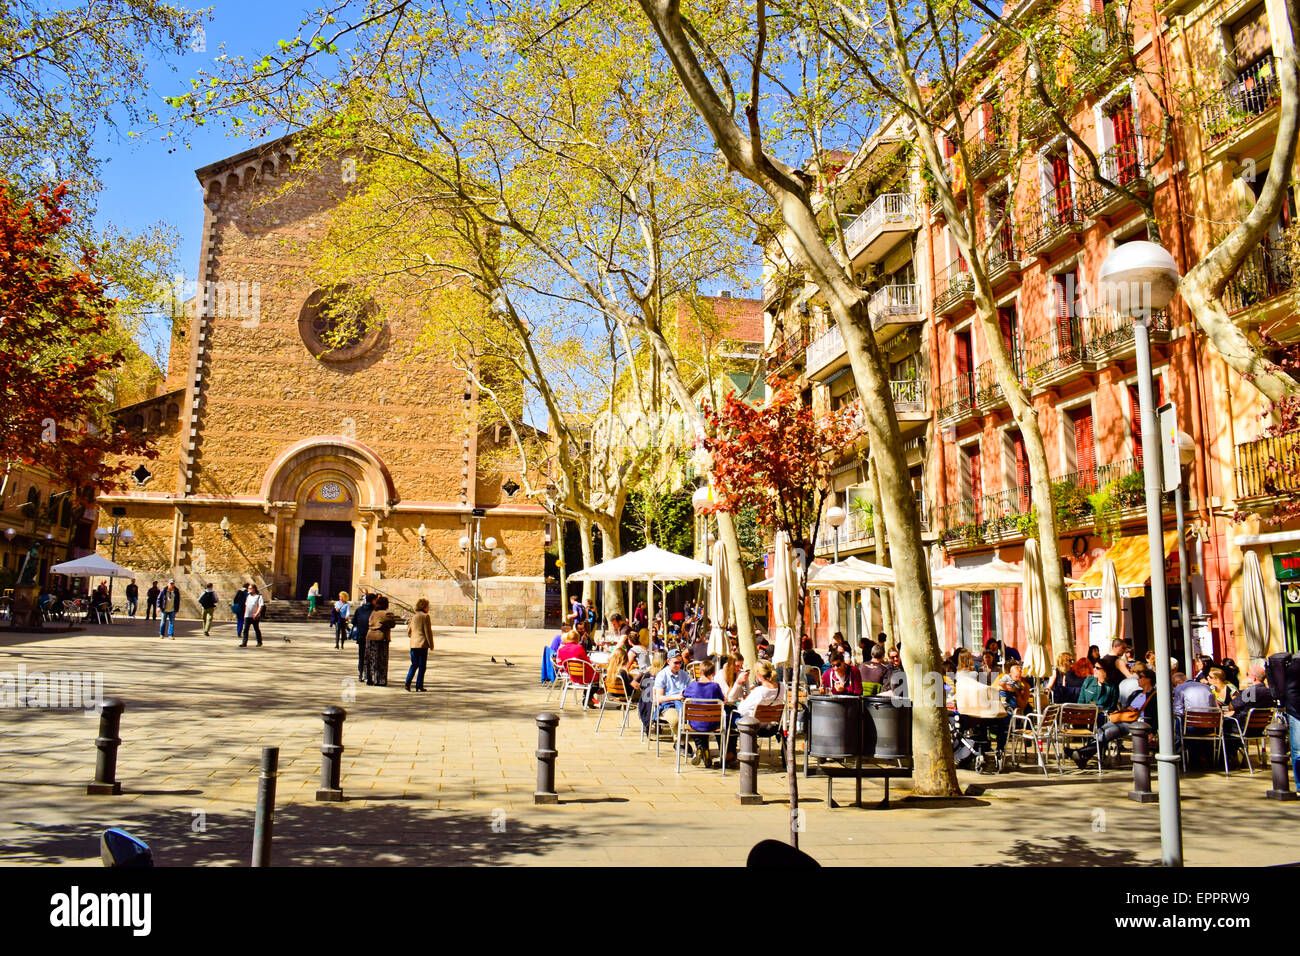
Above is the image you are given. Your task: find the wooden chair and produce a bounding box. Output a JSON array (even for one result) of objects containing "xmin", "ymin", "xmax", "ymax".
[
  {"xmin": 1180, "ymin": 708, "xmax": 1229, "ymax": 776},
  {"xmin": 751, "ymin": 702, "xmax": 787, "ymax": 766},
  {"xmin": 687, "ymin": 660, "xmax": 705, "ymax": 680},
  {"xmin": 596, "ymin": 672, "xmax": 635, "ymax": 735},
  {"xmin": 1225, "ymin": 707, "xmax": 1275, "ymax": 775},
  {"xmin": 1057, "ymin": 704, "xmax": 1100, "ymax": 775},
  {"xmin": 675, "ymin": 699, "xmax": 730, "ymax": 774},
  {"xmin": 558, "ymin": 658, "xmax": 599, "ymax": 709}
]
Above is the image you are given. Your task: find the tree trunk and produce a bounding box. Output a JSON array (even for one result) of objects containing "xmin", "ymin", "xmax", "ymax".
[
  {"xmin": 869, "ymin": 461, "xmax": 895, "ymax": 648},
  {"xmin": 577, "ymin": 516, "xmax": 596, "ymax": 604},
  {"xmin": 595, "ymin": 514, "xmax": 624, "ymax": 621}
]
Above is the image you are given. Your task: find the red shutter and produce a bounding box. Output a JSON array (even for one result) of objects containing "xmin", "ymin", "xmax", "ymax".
[
  {"xmin": 969, "ymin": 446, "xmax": 984, "ymax": 522},
  {"xmin": 1014, "ymin": 432, "xmax": 1031, "ymax": 511},
  {"xmin": 1072, "ymin": 407, "xmax": 1096, "ymax": 488},
  {"xmin": 981, "ymin": 102, "xmax": 997, "ymax": 143},
  {"xmin": 1052, "ymin": 151, "xmax": 1073, "ymax": 217},
  {"xmin": 1111, "ymin": 105, "xmax": 1138, "ymax": 184},
  {"xmin": 1129, "ymin": 383, "xmax": 1143, "ymax": 467},
  {"xmin": 1054, "ymin": 275, "xmax": 1076, "ymax": 352},
  {"xmin": 1091, "ymin": 0, "xmax": 1106, "ymax": 14},
  {"xmin": 956, "ymin": 332, "xmax": 972, "ymax": 399}
]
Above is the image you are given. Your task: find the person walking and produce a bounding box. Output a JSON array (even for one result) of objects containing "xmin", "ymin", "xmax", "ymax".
[
  {"xmin": 124, "ymin": 580, "xmax": 139, "ymax": 618},
  {"xmin": 240, "ymin": 584, "xmax": 264, "ymax": 647},
  {"xmin": 198, "ymin": 583, "xmax": 218, "ymax": 636},
  {"xmin": 352, "ymin": 593, "xmax": 375, "ymax": 681},
  {"xmin": 333, "ymin": 591, "xmax": 351, "ymax": 649},
  {"xmin": 307, "ymin": 581, "xmax": 320, "ymax": 614},
  {"xmin": 145, "ymin": 581, "xmax": 160, "ymax": 620},
  {"xmin": 405, "ymin": 597, "xmax": 433, "ymax": 692},
  {"xmin": 364, "ymin": 595, "xmax": 396, "ymax": 686},
  {"xmin": 232, "ymin": 583, "xmax": 249, "ymax": 641},
  {"xmin": 157, "ymin": 580, "xmax": 180, "ymax": 639}
]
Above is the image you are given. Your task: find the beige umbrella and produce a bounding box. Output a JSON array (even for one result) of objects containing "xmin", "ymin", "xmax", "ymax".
[
  {"xmin": 1242, "ymin": 549, "xmax": 1271, "ymax": 664},
  {"xmin": 770, "ymin": 531, "xmax": 799, "ymax": 667},
  {"xmin": 1101, "ymin": 558, "xmax": 1123, "ymax": 647},
  {"xmin": 1021, "ymin": 539, "xmax": 1051, "ymax": 681},
  {"xmin": 707, "ymin": 537, "xmax": 731, "ymax": 656}
]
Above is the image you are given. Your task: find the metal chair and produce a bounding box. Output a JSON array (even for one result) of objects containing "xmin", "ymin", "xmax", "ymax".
[
  {"xmin": 1224, "ymin": 707, "xmax": 1276, "ymax": 775},
  {"xmin": 1010, "ymin": 704, "xmax": 1061, "ymax": 775},
  {"xmin": 751, "ymin": 702, "xmax": 787, "ymax": 766},
  {"xmin": 1180, "ymin": 708, "xmax": 1229, "ymax": 776},
  {"xmin": 686, "ymin": 660, "xmax": 705, "ymax": 680},
  {"xmin": 1057, "ymin": 704, "xmax": 1101, "ymax": 775},
  {"xmin": 558, "ymin": 658, "xmax": 599, "ymax": 709},
  {"xmin": 675, "ymin": 699, "xmax": 730, "ymax": 775},
  {"xmin": 596, "ymin": 672, "xmax": 635, "ymax": 735},
  {"xmin": 545, "ymin": 651, "xmax": 565, "ymax": 702}
]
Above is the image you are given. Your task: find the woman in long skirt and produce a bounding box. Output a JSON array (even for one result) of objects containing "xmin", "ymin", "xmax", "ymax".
[{"xmin": 364, "ymin": 595, "xmax": 396, "ymax": 686}]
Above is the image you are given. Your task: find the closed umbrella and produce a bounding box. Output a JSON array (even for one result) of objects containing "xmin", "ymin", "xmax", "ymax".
[
  {"xmin": 770, "ymin": 531, "xmax": 799, "ymax": 667},
  {"xmin": 1021, "ymin": 539, "xmax": 1051, "ymax": 681},
  {"xmin": 1242, "ymin": 550, "xmax": 1271, "ymax": 664},
  {"xmin": 708, "ymin": 538, "xmax": 731, "ymax": 656},
  {"xmin": 1101, "ymin": 559, "xmax": 1123, "ymax": 647}
]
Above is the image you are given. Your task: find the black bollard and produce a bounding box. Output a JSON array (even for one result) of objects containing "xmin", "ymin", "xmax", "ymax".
[
  {"xmin": 1265, "ymin": 721, "xmax": 1299, "ymax": 801},
  {"xmin": 736, "ymin": 716, "xmax": 761, "ymax": 806},
  {"xmin": 1127, "ymin": 721, "xmax": 1158, "ymax": 804},
  {"xmin": 316, "ymin": 706, "xmax": 346, "ymax": 802},
  {"xmin": 535, "ymin": 713, "xmax": 559, "ymax": 804},
  {"xmin": 251, "ymin": 746, "xmax": 278, "ymax": 867},
  {"xmin": 87, "ymin": 698, "xmax": 125, "ymax": 795}
]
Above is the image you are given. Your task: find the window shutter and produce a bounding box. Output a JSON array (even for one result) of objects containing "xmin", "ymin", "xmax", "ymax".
[
  {"xmin": 1052, "ymin": 152, "xmax": 1073, "ymax": 216},
  {"xmin": 969, "ymin": 445, "xmax": 984, "ymax": 521},
  {"xmin": 1129, "ymin": 383, "xmax": 1143, "ymax": 467},
  {"xmin": 1014, "ymin": 432, "xmax": 1031, "ymax": 511},
  {"xmin": 1072, "ymin": 406, "xmax": 1096, "ymax": 487},
  {"xmin": 1111, "ymin": 105, "xmax": 1138, "ymax": 183},
  {"xmin": 1091, "ymin": 0, "xmax": 1106, "ymax": 14},
  {"xmin": 956, "ymin": 332, "xmax": 972, "ymax": 396},
  {"xmin": 1054, "ymin": 275, "xmax": 1075, "ymax": 352}
]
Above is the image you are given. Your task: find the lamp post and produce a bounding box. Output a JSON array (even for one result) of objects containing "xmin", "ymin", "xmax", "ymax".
[
  {"xmin": 93, "ymin": 507, "xmax": 133, "ymax": 604},
  {"xmin": 825, "ymin": 504, "xmax": 847, "ymax": 644},
  {"xmin": 1099, "ymin": 240, "xmax": 1183, "ymax": 868},
  {"xmin": 459, "ymin": 514, "xmax": 497, "ymax": 634},
  {"xmin": 1173, "ymin": 431, "xmax": 1196, "ymax": 672}
]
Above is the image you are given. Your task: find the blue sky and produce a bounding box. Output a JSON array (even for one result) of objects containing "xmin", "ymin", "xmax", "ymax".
[{"xmin": 93, "ymin": 1, "xmax": 314, "ymax": 368}]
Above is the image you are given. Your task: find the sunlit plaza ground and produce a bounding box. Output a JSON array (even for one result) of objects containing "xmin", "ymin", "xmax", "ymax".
[{"xmin": 1, "ymin": 615, "xmax": 1297, "ymax": 867}]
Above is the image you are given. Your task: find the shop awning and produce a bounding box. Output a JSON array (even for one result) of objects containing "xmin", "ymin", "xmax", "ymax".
[{"xmin": 1068, "ymin": 531, "xmax": 1179, "ymax": 598}]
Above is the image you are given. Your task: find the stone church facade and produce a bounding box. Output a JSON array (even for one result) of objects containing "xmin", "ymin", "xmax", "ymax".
[{"xmin": 100, "ymin": 137, "xmax": 548, "ymax": 626}]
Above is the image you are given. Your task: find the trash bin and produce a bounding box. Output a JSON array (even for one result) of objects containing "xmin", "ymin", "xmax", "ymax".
[
  {"xmin": 862, "ymin": 697, "xmax": 912, "ymax": 759},
  {"xmin": 809, "ymin": 695, "xmax": 861, "ymax": 759}
]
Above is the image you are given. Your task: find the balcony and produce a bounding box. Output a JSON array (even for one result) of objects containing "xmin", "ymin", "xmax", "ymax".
[
  {"xmin": 1079, "ymin": 137, "xmax": 1155, "ymax": 218},
  {"xmin": 869, "ymin": 282, "xmax": 923, "ymax": 340},
  {"xmin": 937, "ymin": 374, "xmax": 978, "ymax": 426},
  {"xmin": 1223, "ymin": 242, "xmax": 1294, "ymax": 315},
  {"xmin": 767, "ymin": 326, "xmax": 810, "ymax": 372},
  {"xmin": 1023, "ymin": 320, "xmax": 1095, "ymax": 391},
  {"xmin": 1025, "ymin": 201, "xmax": 1084, "ymax": 257},
  {"xmin": 938, "ymin": 487, "xmax": 1031, "ymax": 550},
  {"xmin": 1236, "ymin": 431, "xmax": 1300, "ymax": 502},
  {"xmin": 934, "ymin": 260, "xmax": 974, "ymax": 315},
  {"xmin": 815, "ymin": 506, "xmax": 875, "ymax": 555},
  {"xmin": 891, "ymin": 378, "xmax": 928, "ymax": 433},
  {"xmin": 970, "ymin": 137, "xmax": 1007, "ymax": 181},
  {"xmin": 842, "ymin": 193, "xmax": 918, "ymax": 265},
  {"xmin": 1201, "ymin": 57, "xmax": 1281, "ymax": 154},
  {"xmin": 972, "ymin": 354, "xmax": 1023, "ymax": 411},
  {"xmin": 1075, "ymin": 9, "xmax": 1133, "ymax": 92},
  {"xmin": 986, "ymin": 238, "xmax": 1022, "ymax": 284},
  {"xmin": 1083, "ymin": 308, "xmax": 1172, "ymax": 365},
  {"xmin": 805, "ymin": 324, "xmax": 848, "ymax": 382}
]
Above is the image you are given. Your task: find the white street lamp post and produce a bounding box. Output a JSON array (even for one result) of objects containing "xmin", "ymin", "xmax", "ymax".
[
  {"xmin": 825, "ymin": 504, "xmax": 847, "ymax": 643},
  {"xmin": 460, "ymin": 516, "xmax": 496, "ymax": 634},
  {"xmin": 1099, "ymin": 240, "xmax": 1183, "ymax": 868}
]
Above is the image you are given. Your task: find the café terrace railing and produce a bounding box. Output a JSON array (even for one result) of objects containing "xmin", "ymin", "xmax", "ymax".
[{"xmin": 1236, "ymin": 430, "xmax": 1300, "ymax": 501}]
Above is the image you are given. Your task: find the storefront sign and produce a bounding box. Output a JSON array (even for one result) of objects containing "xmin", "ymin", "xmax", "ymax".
[{"xmin": 1274, "ymin": 552, "xmax": 1300, "ymax": 582}]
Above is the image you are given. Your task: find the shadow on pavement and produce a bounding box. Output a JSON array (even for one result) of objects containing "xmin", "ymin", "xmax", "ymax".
[{"xmin": 989, "ymin": 835, "xmax": 1143, "ymax": 867}]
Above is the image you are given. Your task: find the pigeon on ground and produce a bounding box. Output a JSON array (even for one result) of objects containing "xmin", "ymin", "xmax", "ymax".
[
  {"xmin": 490, "ymin": 656, "xmax": 498, "ymax": 663},
  {"xmin": 504, "ymin": 659, "xmax": 514, "ymax": 667}
]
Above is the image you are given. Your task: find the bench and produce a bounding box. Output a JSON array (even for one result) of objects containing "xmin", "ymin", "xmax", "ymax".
[{"xmin": 817, "ymin": 754, "xmax": 914, "ymax": 808}]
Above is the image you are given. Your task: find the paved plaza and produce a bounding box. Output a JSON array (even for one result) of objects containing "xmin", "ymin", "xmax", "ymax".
[{"xmin": 0, "ymin": 616, "xmax": 1297, "ymax": 867}]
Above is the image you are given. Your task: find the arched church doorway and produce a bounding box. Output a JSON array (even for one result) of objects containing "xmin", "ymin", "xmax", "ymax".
[{"xmin": 297, "ymin": 520, "xmax": 355, "ymax": 600}]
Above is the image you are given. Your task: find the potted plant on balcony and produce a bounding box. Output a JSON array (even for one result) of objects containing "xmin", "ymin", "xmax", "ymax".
[{"xmin": 1052, "ymin": 480, "xmax": 1093, "ymax": 531}]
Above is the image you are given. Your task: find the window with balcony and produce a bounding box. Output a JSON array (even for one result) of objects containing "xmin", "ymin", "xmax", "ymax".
[
  {"xmin": 965, "ymin": 443, "xmax": 984, "ymax": 523},
  {"xmin": 1052, "ymin": 271, "xmax": 1082, "ymax": 352},
  {"xmin": 1047, "ymin": 148, "xmax": 1074, "ymax": 218},
  {"xmin": 1070, "ymin": 404, "xmax": 1097, "ymax": 488},
  {"xmin": 987, "ymin": 187, "xmax": 1016, "ymax": 264},
  {"xmin": 999, "ymin": 306, "xmax": 1022, "ymax": 378},
  {"xmin": 1008, "ymin": 430, "xmax": 1031, "ymax": 512},
  {"xmin": 1225, "ymin": 167, "xmax": 1296, "ymax": 311}
]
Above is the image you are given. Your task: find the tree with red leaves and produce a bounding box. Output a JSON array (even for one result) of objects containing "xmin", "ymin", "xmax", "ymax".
[{"xmin": 0, "ymin": 182, "xmax": 154, "ymax": 502}]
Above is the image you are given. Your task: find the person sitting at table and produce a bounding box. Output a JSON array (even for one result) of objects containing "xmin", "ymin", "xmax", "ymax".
[
  {"xmin": 557, "ymin": 630, "xmax": 599, "ymax": 707},
  {"xmin": 755, "ymin": 632, "xmax": 773, "ymax": 661},
  {"xmin": 828, "ymin": 632, "xmax": 853, "ymax": 664},
  {"xmin": 626, "ymin": 631, "xmax": 650, "ymax": 675},
  {"xmin": 1078, "ymin": 662, "xmax": 1120, "ymax": 712},
  {"xmin": 1116, "ymin": 661, "xmax": 1146, "ymax": 708},
  {"xmin": 1074, "ymin": 671, "xmax": 1158, "ymax": 769},
  {"xmin": 1231, "ymin": 666, "xmax": 1276, "ymax": 716},
  {"xmin": 737, "ymin": 659, "xmax": 783, "ymax": 720},
  {"xmin": 998, "ymin": 663, "xmax": 1031, "ymax": 715},
  {"xmin": 717, "ymin": 654, "xmax": 749, "ymax": 704},
  {"xmin": 609, "ymin": 614, "xmax": 631, "ymax": 640},
  {"xmin": 977, "ymin": 650, "xmax": 999, "ymax": 676},
  {"xmin": 801, "ymin": 637, "xmax": 824, "ymax": 670},
  {"xmin": 681, "ymin": 658, "xmax": 729, "ymax": 766},
  {"xmin": 1046, "ymin": 652, "xmax": 1078, "ymax": 704},
  {"xmin": 1100, "ymin": 638, "xmax": 1133, "ymax": 686},
  {"xmin": 821, "ymin": 653, "xmax": 862, "ymax": 696},
  {"xmin": 689, "ymin": 630, "xmax": 710, "ymax": 662},
  {"xmin": 1206, "ymin": 667, "xmax": 1238, "ymax": 708},
  {"xmin": 956, "ymin": 655, "xmax": 1010, "ymax": 755},
  {"xmin": 639, "ymin": 652, "xmax": 691, "ymax": 737},
  {"xmin": 604, "ymin": 645, "xmax": 639, "ymax": 701},
  {"xmin": 1171, "ymin": 670, "xmax": 1214, "ymax": 717},
  {"xmin": 859, "ymin": 644, "xmax": 889, "ymax": 689}
]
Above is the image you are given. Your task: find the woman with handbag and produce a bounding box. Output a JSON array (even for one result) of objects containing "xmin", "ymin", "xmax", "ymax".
[{"xmin": 364, "ymin": 595, "xmax": 396, "ymax": 686}]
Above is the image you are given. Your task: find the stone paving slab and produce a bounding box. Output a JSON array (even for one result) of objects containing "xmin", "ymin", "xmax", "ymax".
[{"xmin": 1, "ymin": 616, "xmax": 1298, "ymax": 866}]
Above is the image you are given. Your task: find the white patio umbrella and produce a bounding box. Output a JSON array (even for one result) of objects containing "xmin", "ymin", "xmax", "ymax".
[
  {"xmin": 1242, "ymin": 550, "xmax": 1271, "ymax": 664},
  {"xmin": 49, "ymin": 553, "xmax": 135, "ymax": 579},
  {"xmin": 770, "ymin": 531, "xmax": 799, "ymax": 667},
  {"xmin": 708, "ymin": 537, "xmax": 731, "ymax": 656},
  {"xmin": 931, "ymin": 558, "xmax": 1025, "ymax": 591},
  {"xmin": 1021, "ymin": 539, "xmax": 1052, "ymax": 682},
  {"xmin": 567, "ymin": 544, "xmax": 714, "ymax": 582},
  {"xmin": 1101, "ymin": 558, "xmax": 1123, "ymax": 647},
  {"xmin": 747, "ymin": 556, "xmax": 894, "ymax": 592}
]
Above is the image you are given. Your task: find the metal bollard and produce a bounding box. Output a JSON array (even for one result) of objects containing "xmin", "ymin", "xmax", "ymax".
[
  {"xmin": 736, "ymin": 716, "xmax": 761, "ymax": 806},
  {"xmin": 316, "ymin": 706, "xmax": 346, "ymax": 802},
  {"xmin": 1127, "ymin": 721, "xmax": 1158, "ymax": 804},
  {"xmin": 251, "ymin": 746, "xmax": 278, "ymax": 867},
  {"xmin": 87, "ymin": 698, "xmax": 125, "ymax": 795},
  {"xmin": 535, "ymin": 713, "xmax": 559, "ymax": 804},
  {"xmin": 1265, "ymin": 721, "xmax": 1299, "ymax": 801}
]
